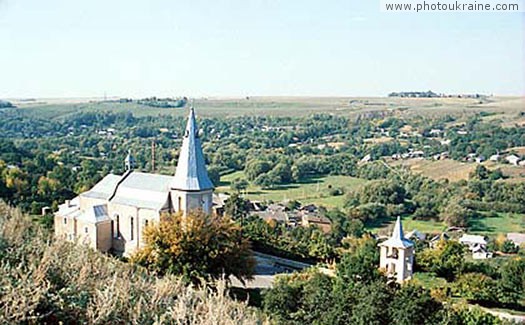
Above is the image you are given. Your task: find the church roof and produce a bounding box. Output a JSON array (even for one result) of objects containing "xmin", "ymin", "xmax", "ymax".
[
  {"xmin": 171, "ymin": 107, "xmax": 214, "ymax": 191},
  {"xmin": 379, "ymin": 216, "xmax": 414, "ymax": 248},
  {"xmin": 110, "ymin": 172, "xmax": 172, "ymax": 210},
  {"xmin": 82, "ymin": 174, "xmax": 122, "ymax": 199}
]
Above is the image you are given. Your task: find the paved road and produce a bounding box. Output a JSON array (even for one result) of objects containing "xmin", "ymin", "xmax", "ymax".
[{"xmin": 230, "ymin": 252, "xmax": 312, "ymax": 289}]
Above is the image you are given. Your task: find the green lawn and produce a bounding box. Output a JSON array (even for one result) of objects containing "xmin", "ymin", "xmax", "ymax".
[
  {"xmin": 412, "ymin": 272, "xmax": 448, "ymax": 290},
  {"xmin": 469, "ymin": 212, "xmax": 525, "ymax": 235},
  {"xmin": 217, "ymin": 172, "xmax": 367, "ymax": 208}
]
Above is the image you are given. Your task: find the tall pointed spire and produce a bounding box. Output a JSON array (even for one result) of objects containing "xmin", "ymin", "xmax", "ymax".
[
  {"xmin": 379, "ymin": 216, "xmax": 414, "ymax": 248},
  {"xmin": 391, "ymin": 216, "xmax": 404, "ymax": 241},
  {"xmin": 171, "ymin": 105, "xmax": 214, "ymax": 191}
]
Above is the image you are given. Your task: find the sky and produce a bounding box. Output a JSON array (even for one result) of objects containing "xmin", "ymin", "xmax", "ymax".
[{"xmin": 0, "ymin": 0, "xmax": 523, "ymax": 98}]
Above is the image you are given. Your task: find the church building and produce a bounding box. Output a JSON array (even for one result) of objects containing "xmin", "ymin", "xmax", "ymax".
[{"xmin": 54, "ymin": 107, "xmax": 214, "ymax": 256}]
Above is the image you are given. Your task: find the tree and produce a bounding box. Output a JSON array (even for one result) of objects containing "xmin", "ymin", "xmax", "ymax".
[
  {"xmin": 271, "ymin": 162, "xmax": 293, "ymax": 184},
  {"xmin": 498, "ymin": 258, "xmax": 525, "ymax": 305},
  {"xmin": 245, "ymin": 160, "xmax": 271, "ymax": 181},
  {"xmin": 418, "ymin": 240, "xmax": 466, "ymax": 281},
  {"xmin": 389, "ymin": 285, "xmax": 443, "ymax": 325},
  {"xmin": 131, "ymin": 211, "xmax": 255, "ymax": 284},
  {"xmin": 337, "ymin": 235, "xmax": 381, "ymax": 284},
  {"xmin": 452, "ymin": 273, "xmax": 497, "ymax": 303},
  {"xmin": 230, "ymin": 177, "xmax": 248, "ymax": 192},
  {"xmin": 224, "ymin": 193, "xmax": 249, "ymax": 221},
  {"xmin": 440, "ymin": 197, "xmax": 473, "ymax": 227},
  {"xmin": 207, "ymin": 166, "xmax": 221, "ymax": 186}
]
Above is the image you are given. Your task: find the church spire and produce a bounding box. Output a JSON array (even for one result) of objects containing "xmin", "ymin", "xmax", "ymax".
[
  {"xmin": 391, "ymin": 216, "xmax": 405, "ymax": 241},
  {"xmin": 380, "ymin": 216, "xmax": 414, "ymax": 248},
  {"xmin": 171, "ymin": 105, "xmax": 214, "ymax": 191}
]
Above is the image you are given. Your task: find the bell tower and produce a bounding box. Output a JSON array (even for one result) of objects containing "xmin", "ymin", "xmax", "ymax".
[
  {"xmin": 378, "ymin": 217, "xmax": 414, "ymax": 283},
  {"xmin": 170, "ymin": 105, "xmax": 214, "ymax": 215}
]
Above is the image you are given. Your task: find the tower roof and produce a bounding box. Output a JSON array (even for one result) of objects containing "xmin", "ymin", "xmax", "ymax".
[
  {"xmin": 379, "ymin": 216, "xmax": 414, "ymax": 248},
  {"xmin": 171, "ymin": 106, "xmax": 214, "ymax": 191}
]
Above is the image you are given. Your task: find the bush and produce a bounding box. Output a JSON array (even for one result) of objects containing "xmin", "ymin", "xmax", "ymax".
[{"xmin": 131, "ymin": 211, "xmax": 256, "ymax": 284}]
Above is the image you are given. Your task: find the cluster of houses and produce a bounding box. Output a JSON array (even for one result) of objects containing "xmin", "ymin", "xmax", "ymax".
[
  {"xmin": 213, "ymin": 193, "xmax": 332, "ymax": 233},
  {"xmin": 464, "ymin": 152, "xmax": 525, "ymax": 166},
  {"xmin": 404, "ymin": 228, "xmax": 524, "ymax": 259}
]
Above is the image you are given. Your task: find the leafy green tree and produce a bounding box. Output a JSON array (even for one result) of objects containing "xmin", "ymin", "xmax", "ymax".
[
  {"xmin": 418, "ymin": 240, "xmax": 466, "ymax": 281},
  {"xmin": 206, "ymin": 165, "xmax": 221, "ymax": 186},
  {"xmin": 440, "ymin": 196, "xmax": 473, "ymax": 227},
  {"xmin": 497, "ymin": 258, "xmax": 525, "ymax": 305},
  {"xmin": 245, "ymin": 160, "xmax": 272, "ymax": 181},
  {"xmin": 224, "ymin": 192, "xmax": 249, "ymax": 221},
  {"xmin": 389, "ymin": 284, "xmax": 443, "ymax": 325},
  {"xmin": 131, "ymin": 211, "xmax": 255, "ymax": 284},
  {"xmin": 452, "ymin": 273, "xmax": 497, "ymax": 303},
  {"xmin": 230, "ymin": 177, "xmax": 248, "ymax": 192},
  {"xmin": 272, "ymin": 162, "xmax": 293, "ymax": 184},
  {"xmin": 337, "ymin": 235, "xmax": 381, "ymax": 284}
]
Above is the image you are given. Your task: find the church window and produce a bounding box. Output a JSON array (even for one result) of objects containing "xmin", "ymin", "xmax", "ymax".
[
  {"xmin": 145, "ymin": 219, "xmax": 149, "ymax": 227},
  {"xmin": 85, "ymin": 227, "xmax": 88, "ymax": 234},
  {"xmin": 130, "ymin": 217, "xmax": 134, "ymax": 240},
  {"xmin": 115, "ymin": 215, "xmax": 120, "ymax": 238},
  {"xmin": 178, "ymin": 197, "xmax": 182, "ymax": 211},
  {"xmin": 64, "ymin": 218, "xmax": 67, "ymax": 224}
]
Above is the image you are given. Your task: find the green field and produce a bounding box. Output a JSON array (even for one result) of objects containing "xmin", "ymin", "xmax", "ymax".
[
  {"xmin": 366, "ymin": 212, "xmax": 525, "ymax": 237},
  {"xmin": 217, "ymin": 171, "xmax": 367, "ymax": 208}
]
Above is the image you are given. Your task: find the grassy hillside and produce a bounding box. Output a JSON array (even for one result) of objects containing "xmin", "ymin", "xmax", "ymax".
[{"xmin": 0, "ymin": 202, "xmax": 265, "ymax": 324}]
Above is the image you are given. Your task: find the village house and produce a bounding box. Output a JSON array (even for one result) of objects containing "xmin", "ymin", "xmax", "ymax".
[
  {"xmin": 54, "ymin": 107, "xmax": 214, "ymax": 256},
  {"xmin": 505, "ymin": 154, "xmax": 521, "ymax": 166}
]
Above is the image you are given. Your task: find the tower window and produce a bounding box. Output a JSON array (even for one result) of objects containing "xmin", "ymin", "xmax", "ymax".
[
  {"xmin": 64, "ymin": 218, "xmax": 67, "ymax": 224},
  {"xmin": 178, "ymin": 197, "xmax": 182, "ymax": 212},
  {"xmin": 85, "ymin": 227, "xmax": 88, "ymax": 234}
]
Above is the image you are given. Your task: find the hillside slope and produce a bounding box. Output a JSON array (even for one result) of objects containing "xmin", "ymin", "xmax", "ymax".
[{"xmin": 0, "ymin": 202, "xmax": 265, "ymax": 324}]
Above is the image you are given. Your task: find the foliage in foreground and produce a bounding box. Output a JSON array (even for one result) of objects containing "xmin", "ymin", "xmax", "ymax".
[{"xmin": 0, "ymin": 202, "xmax": 265, "ymax": 324}]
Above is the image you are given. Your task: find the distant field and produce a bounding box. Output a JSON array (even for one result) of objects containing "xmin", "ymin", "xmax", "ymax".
[
  {"xmin": 389, "ymin": 158, "xmax": 525, "ymax": 182},
  {"xmin": 390, "ymin": 158, "xmax": 477, "ymax": 182},
  {"xmin": 8, "ymin": 96, "xmax": 524, "ymax": 120},
  {"xmin": 367, "ymin": 212, "xmax": 525, "ymax": 237},
  {"xmin": 217, "ymin": 171, "xmax": 367, "ymax": 208}
]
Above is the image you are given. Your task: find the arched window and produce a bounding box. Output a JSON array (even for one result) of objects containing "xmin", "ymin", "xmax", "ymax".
[
  {"xmin": 130, "ymin": 217, "xmax": 134, "ymax": 241},
  {"xmin": 178, "ymin": 197, "xmax": 182, "ymax": 211}
]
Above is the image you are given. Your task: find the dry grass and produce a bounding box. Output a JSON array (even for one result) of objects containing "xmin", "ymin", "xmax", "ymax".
[
  {"xmin": 0, "ymin": 202, "xmax": 267, "ymax": 325},
  {"xmin": 390, "ymin": 158, "xmax": 477, "ymax": 182}
]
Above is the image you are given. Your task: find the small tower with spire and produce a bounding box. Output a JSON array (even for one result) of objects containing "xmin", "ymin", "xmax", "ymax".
[
  {"xmin": 170, "ymin": 105, "xmax": 214, "ymax": 216},
  {"xmin": 124, "ymin": 150, "xmax": 136, "ymax": 171},
  {"xmin": 378, "ymin": 216, "xmax": 414, "ymax": 283}
]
